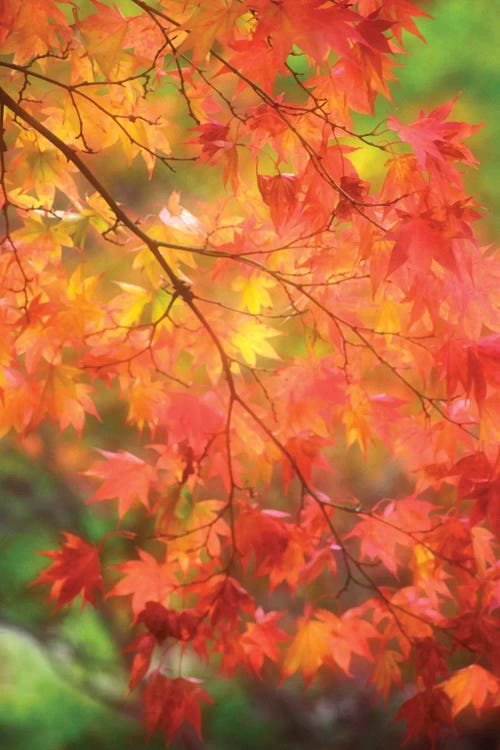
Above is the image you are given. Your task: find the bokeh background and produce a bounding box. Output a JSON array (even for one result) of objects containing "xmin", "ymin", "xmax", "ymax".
[{"xmin": 1, "ymin": 1, "xmax": 498, "ymax": 748}]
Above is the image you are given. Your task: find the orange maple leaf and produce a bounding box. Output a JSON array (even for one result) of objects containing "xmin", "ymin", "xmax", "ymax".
[
  {"xmin": 282, "ymin": 613, "xmax": 332, "ymax": 686},
  {"xmin": 241, "ymin": 608, "xmax": 288, "ymax": 676},
  {"xmin": 369, "ymin": 648, "xmax": 404, "ymax": 703},
  {"xmin": 441, "ymin": 664, "xmax": 500, "ymax": 717},
  {"xmin": 87, "ymin": 449, "xmax": 157, "ymax": 518},
  {"xmin": 108, "ymin": 549, "xmax": 177, "ymax": 619}
]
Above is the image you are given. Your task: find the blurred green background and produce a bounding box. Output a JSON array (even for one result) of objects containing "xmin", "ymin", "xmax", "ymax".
[{"xmin": 1, "ymin": 2, "xmax": 498, "ymax": 749}]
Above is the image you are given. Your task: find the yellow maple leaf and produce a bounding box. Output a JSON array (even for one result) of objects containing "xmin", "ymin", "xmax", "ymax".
[
  {"xmin": 232, "ymin": 274, "xmax": 275, "ymax": 314},
  {"xmin": 14, "ymin": 131, "xmax": 77, "ymax": 206},
  {"xmin": 412, "ymin": 543, "xmax": 435, "ymax": 582},
  {"xmin": 84, "ymin": 192, "xmax": 117, "ymax": 232},
  {"xmin": 177, "ymin": 0, "xmax": 247, "ymax": 66},
  {"xmin": 375, "ymin": 295, "xmax": 401, "ymax": 343},
  {"xmin": 12, "ymin": 216, "xmax": 73, "ymax": 272},
  {"xmin": 78, "ymin": 2, "xmax": 129, "ymax": 79},
  {"xmin": 342, "ymin": 385, "xmax": 372, "ymax": 453},
  {"xmin": 231, "ymin": 321, "xmax": 280, "ymax": 366},
  {"xmin": 112, "ymin": 282, "xmax": 151, "ymax": 327},
  {"xmin": 282, "ymin": 616, "xmax": 332, "ymax": 685}
]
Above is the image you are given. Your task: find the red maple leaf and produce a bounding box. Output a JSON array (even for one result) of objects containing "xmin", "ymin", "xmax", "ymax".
[
  {"xmin": 388, "ymin": 96, "xmax": 481, "ymax": 181},
  {"xmin": 452, "ymin": 451, "xmax": 500, "ymax": 538},
  {"xmin": 190, "ymin": 121, "xmax": 239, "ymax": 191},
  {"xmin": 414, "ymin": 637, "xmax": 448, "ymax": 688},
  {"xmin": 396, "ymin": 687, "xmax": 453, "ymax": 749},
  {"xmin": 33, "ymin": 532, "xmax": 103, "ymax": 609},
  {"xmin": 257, "ymin": 173, "xmax": 299, "ymax": 232},
  {"xmin": 127, "ymin": 632, "xmax": 156, "ymax": 691},
  {"xmin": 143, "ymin": 671, "xmax": 214, "ymax": 743},
  {"xmin": 137, "ymin": 601, "xmax": 200, "ymax": 643},
  {"xmin": 198, "ymin": 575, "xmax": 255, "ymax": 626}
]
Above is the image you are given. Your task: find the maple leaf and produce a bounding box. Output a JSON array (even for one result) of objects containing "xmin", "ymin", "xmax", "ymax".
[
  {"xmin": 342, "ymin": 385, "xmax": 373, "ymax": 453},
  {"xmin": 320, "ymin": 608, "xmax": 376, "ymax": 673},
  {"xmin": 11, "ymin": 137, "xmax": 78, "ymax": 208},
  {"xmin": 236, "ymin": 504, "xmax": 289, "ymax": 575},
  {"xmin": 443, "ymin": 610, "xmax": 500, "ymax": 670},
  {"xmin": 0, "ymin": 367, "xmax": 36, "ymax": 438},
  {"xmin": 369, "ymin": 0, "xmax": 431, "ymax": 44},
  {"xmin": 12, "ymin": 214, "xmax": 73, "ymax": 270},
  {"xmin": 441, "ymin": 665, "xmax": 500, "ymax": 717},
  {"xmin": 39, "ymin": 365, "xmax": 100, "ymax": 434},
  {"xmin": 358, "ymin": 14, "xmax": 393, "ymax": 54},
  {"xmin": 0, "ymin": 0, "xmax": 69, "ymax": 63},
  {"xmin": 143, "ymin": 671, "xmax": 214, "ymax": 743},
  {"xmin": 257, "ymin": 173, "xmax": 299, "ymax": 233},
  {"xmin": 369, "ymin": 648, "xmax": 404, "ymax": 703},
  {"xmin": 452, "ymin": 451, "xmax": 500, "ymax": 538},
  {"xmin": 282, "ymin": 612, "xmax": 332, "ymax": 686},
  {"xmin": 471, "ymin": 526, "xmax": 497, "ymax": 575},
  {"xmin": 414, "ymin": 637, "xmax": 448, "ymax": 688},
  {"xmin": 346, "ymin": 514, "xmax": 405, "ymax": 576},
  {"xmin": 241, "ymin": 608, "xmax": 288, "ymax": 676},
  {"xmin": 388, "ymin": 97, "xmax": 481, "ymax": 179},
  {"xmin": 204, "ymin": 576, "xmax": 255, "ymax": 627},
  {"xmin": 33, "ymin": 533, "xmax": 103, "ymax": 610},
  {"xmin": 166, "ymin": 392, "xmax": 225, "ymax": 453},
  {"xmin": 190, "ymin": 121, "xmax": 239, "ymax": 191},
  {"xmin": 111, "ymin": 282, "xmax": 151, "ymax": 328},
  {"xmin": 176, "ymin": 0, "xmax": 246, "ymax": 66},
  {"xmin": 396, "ymin": 688, "xmax": 453, "ymax": 749},
  {"xmin": 76, "ymin": 1, "xmax": 129, "ymax": 79},
  {"xmin": 159, "ymin": 192, "xmax": 202, "ymax": 241},
  {"xmin": 251, "ymin": 0, "xmax": 360, "ymax": 64},
  {"xmin": 231, "ymin": 320, "xmax": 280, "ymax": 366},
  {"xmin": 87, "ymin": 450, "xmax": 157, "ymax": 518},
  {"xmin": 386, "ymin": 216, "xmax": 454, "ymax": 277},
  {"xmin": 282, "ymin": 433, "xmax": 332, "ymax": 492},
  {"xmin": 108, "ymin": 549, "xmax": 177, "ymax": 619},
  {"xmin": 336, "ymin": 175, "xmax": 368, "ymax": 219},
  {"xmin": 374, "ymin": 295, "xmax": 401, "ymax": 342},
  {"xmin": 137, "ymin": 601, "xmax": 200, "ymax": 643},
  {"xmin": 283, "ymin": 607, "xmax": 374, "ymax": 685},
  {"xmin": 232, "ymin": 273, "xmax": 274, "ymax": 314},
  {"xmin": 268, "ymin": 527, "xmax": 308, "ymax": 592},
  {"xmin": 127, "ymin": 632, "xmax": 156, "ymax": 691}
]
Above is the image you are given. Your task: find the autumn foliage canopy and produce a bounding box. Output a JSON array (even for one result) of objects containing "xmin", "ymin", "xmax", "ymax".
[{"xmin": 1, "ymin": 0, "xmax": 499, "ymax": 746}]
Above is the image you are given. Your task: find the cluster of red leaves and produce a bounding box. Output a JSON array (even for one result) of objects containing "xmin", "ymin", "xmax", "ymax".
[{"xmin": 1, "ymin": 0, "xmax": 499, "ymax": 747}]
